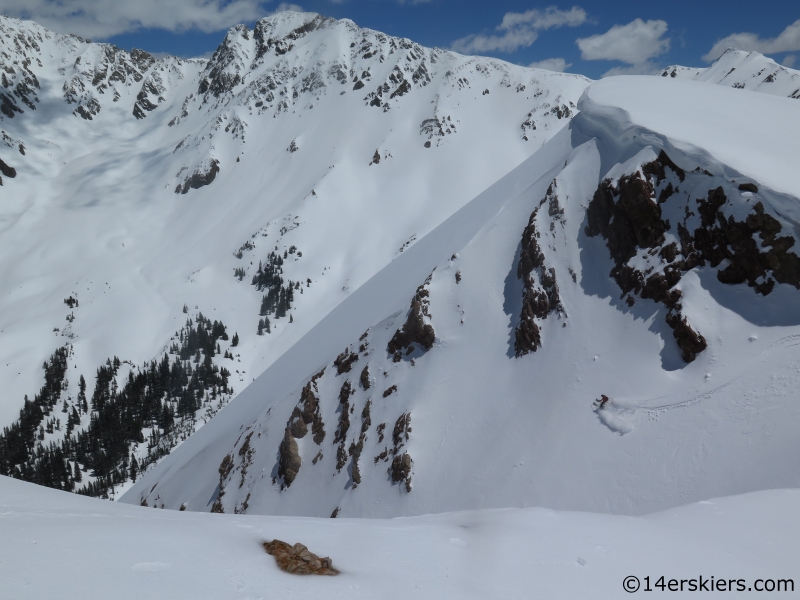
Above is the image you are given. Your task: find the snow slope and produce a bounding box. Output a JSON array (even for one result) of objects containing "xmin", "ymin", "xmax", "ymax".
[
  {"xmin": 3, "ymin": 475, "xmax": 799, "ymax": 599},
  {"xmin": 0, "ymin": 13, "xmax": 588, "ymax": 493},
  {"xmin": 124, "ymin": 75, "xmax": 800, "ymax": 519},
  {"xmin": 0, "ymin": 11, "xmax": 587, "ymax": 417},
  {"xmin": 659, "ymin": 48, "xmax": 800, "ymax": 99}
]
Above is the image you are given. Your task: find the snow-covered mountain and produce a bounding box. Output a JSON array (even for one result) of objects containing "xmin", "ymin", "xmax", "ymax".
[
  {"xmin": 659, "ymin": 48, "xmax": 800, "ymax": 98},
  {"xmin": 4, "ymin": 11, "xmax": 800, "ymax": 522},
  {"xmin": 123, "ymin": 73, "xmax": 800, "ymax": 519},
  {"xmin": 0, "ymin": 12, "xmax": 588, "ymax": 496},
  {"xmin": 4, "ymin": 474, "xmax": 799, "ymax": 599}
]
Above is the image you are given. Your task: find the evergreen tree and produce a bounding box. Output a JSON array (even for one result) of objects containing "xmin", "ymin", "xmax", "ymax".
[
  {"xmin": 78, "ymin": 375, "xmax": 89, "ymax": 413},
  {"xmin": 66, "ymin": 405, "xmax": 80, "ymax": 434},
  {"xmin": 0, "ymin": 316, "xmax": 232, "ymax": 498},
  {"xmin": 130, "ymin": 454, "xmax": 138, "ymax": 482},
  {"xmin": 160, "ymin": 402, "xmax": 174, "ymax": 433},
  {"xmin": 276, "ymin": 289, "xmax": 286, "ymax": 318},
  {"xmin": 257, "ymin": 319, "xmax": 264, "ymax": 336},
  {"xmin": 231, "ymin": 333, "xmax": 239, "ymax": 347}
]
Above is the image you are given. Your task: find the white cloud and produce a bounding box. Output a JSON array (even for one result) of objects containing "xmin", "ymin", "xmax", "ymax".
[
  {"xmin": 2, "ymin": 0, "xmax": 275, "ymax": 40},
  {"xmin": 528, "ymin": 57, "xmax": 571, "ymax": 72},
  {"xmin": 576, "ymin": 18, "xmax": 669, "ymax": 64},
  {"xmin": 499, "ymin": 6, "xmax": 587, "ymax": 31},
  {"xmin": 453, "ymin": 28, "xmax": 539, "ymax": 54},
  {"xmin": 273, "ymin": 2, "xmax": 303, "ymax": 12},
  {"xmin": 452, "ymin": 6, "xmax": 587, "ymax": 54},
  {"xmin": 783, "ymin": 54, "xmax": 796, "ymax": 68},
  {"xmin": 703, "ymin": 20, "xmax": 800, "ymax": 62}
]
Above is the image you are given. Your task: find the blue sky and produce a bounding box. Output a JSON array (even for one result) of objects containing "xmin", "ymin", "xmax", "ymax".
[{"xmin": 3, "ymin": 0, "xmax": 799, "ymax": 78}]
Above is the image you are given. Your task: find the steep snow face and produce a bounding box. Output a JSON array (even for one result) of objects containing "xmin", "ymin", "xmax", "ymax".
[
  {"xmin": 0, "ymin": 13, "xmax": 589, "ymax": 496},
  {"xmin": 4, "ymin": 475, "xmax": 800, "ymax": 600},
  {"xmin": 659, "ymin": 49, "xmax": 800, "ymax": 99},
  {"xmin": 125, "ymin": 76, "xmax": 800, "ymax": 518}
]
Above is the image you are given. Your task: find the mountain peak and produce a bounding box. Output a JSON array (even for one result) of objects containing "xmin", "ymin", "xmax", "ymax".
[
  {"xmin": 659, "ymin": 47, "xmax": 800, "ymax": 99},
  {"xmin": 0, "ymin": 11, "xmax": 591, "ymax": 502}
]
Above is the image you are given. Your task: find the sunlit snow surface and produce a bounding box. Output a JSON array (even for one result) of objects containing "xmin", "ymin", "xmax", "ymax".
[
  {"xmin": 124, "ymin": 75, "xmax": 800, "ymax": 519},
  {"xmin": 5, "ymin": 12, "xmax": 800, "ymax": 527},
  {"xmin": 2, "ymin": 476, "xmax": 799, "ymax": 599},
  {"xmin": 660, "ymin": 49, "xmax": 800, "ymax": 99},
  {"xmin": 0, "ymin": 11, "xmax": 588, "ymax": 445}
]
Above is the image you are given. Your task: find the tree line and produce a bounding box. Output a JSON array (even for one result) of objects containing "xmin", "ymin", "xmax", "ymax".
[{"xmin": 0, "ymin": 314, "xmax": 233, "ymax": 498}]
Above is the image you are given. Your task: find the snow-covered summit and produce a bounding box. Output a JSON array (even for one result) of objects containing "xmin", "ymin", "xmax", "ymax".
[{"xmin": 659, "ymin": 48, "xmax": 800, "ymax": 99}]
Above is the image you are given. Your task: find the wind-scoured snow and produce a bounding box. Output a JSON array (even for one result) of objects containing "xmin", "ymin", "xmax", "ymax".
[
  {"xmin": 3, "ymin": 475, "xmax": 799, "ymax": 599},
  {"xmin": 124, "ymin": 75, "xmax": 800, "ymax": 519}
]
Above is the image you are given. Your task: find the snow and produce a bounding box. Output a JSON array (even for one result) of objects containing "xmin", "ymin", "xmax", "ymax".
[
  {"xmin": 577, "ymin": 75, "xmax": 800, "ymax": 198},
  {"xmin": 124, "ymin": 73, "xmax": 800, "ymax": 520},
  {"xmin": 0, "ymin": 12, "xmax": 588, "ymax": 489},
  {"xmin": 5, "ymin": 12, "xmax": 800, "ymax": 545},
  {"xmin": 0, "ymin": 12, "xmax": 588, "ymax": 430},
  {"xmin": 3, "ymin": 475, "xmax": 799, "ymax": 599},
  {"xmin": 660, "ymin": 48, "xmax": 800, "ymax": 99}
]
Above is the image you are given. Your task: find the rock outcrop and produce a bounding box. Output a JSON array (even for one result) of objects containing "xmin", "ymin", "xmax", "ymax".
[
  {"xmin": 280, "ymin": 369, "xmax": 327, "ymax": 486},
  {"xmin": 0, "ymin": 158, "xmax": 16, "ymax": 184},
  {"xmin": 387, "ymin": 280, "xmax": 435, "ymax": 360},
  {"xmin": 263, "ymin": 540, "xmax": 339, "ymax": 575},
  {"xmin": 175, "ymin": 159, "xmax": 220, "ymax": 194},
  {"xmin": 585, "ymin": 149, "xmax": 800, "ymax": 362},
  {"xmin": 515, "ymin": 181, "xmax": 565, "ymax": 356},
  {"xmin": 278, "ymin": 428, "xmax": 301, "ymax": 487},
  {"xmin": 390, "ymin": 453, "xmax": 412, "ymax": 492}
]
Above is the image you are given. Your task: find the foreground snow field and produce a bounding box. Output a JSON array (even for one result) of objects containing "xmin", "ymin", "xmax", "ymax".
[{"xmin": 2, "ymin": 475, "xmax": 798, "ymax": 599}]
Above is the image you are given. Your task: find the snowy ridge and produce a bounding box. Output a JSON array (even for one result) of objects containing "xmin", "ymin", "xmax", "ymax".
[
  {"xmin": 125, "ymin": 76, "xmax": 800, "ymax": 518},
  {"xmin": 659, "ymin": 48, "xmax": 800, "ymax": 99},
  {"xmin": 0, "ymin": 14, "xmax": 181, "ymax": 121}
]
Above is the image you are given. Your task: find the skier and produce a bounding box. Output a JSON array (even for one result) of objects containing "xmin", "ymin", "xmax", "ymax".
[{"xmin": 596, "ymin": 394, "xmax": 610, "ymax": 409}]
